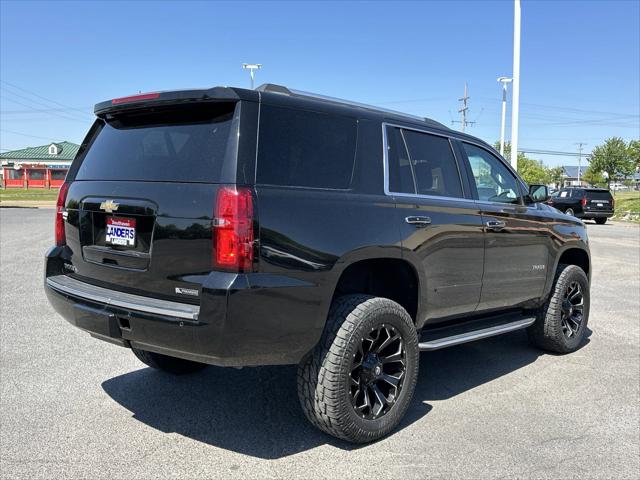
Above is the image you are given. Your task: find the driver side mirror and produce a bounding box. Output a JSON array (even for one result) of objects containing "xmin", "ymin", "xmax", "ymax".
[{"xmin": 528, "ymin": 184, "xmax": 549, "ymax": 203}]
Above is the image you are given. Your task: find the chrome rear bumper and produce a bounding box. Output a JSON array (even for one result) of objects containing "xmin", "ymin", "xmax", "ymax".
[{"xmin": 46, "ymin": 275, "xmax": 199, "ymax": 321}]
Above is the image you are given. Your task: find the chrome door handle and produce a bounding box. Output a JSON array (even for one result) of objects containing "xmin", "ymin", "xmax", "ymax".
[
  {"xmin": 486, "ymin": 220, "xmax": 506, "ymax": 231},
  {"xmin": 405, "ymin": 216, "xmax": 431, "ymax": 227}
]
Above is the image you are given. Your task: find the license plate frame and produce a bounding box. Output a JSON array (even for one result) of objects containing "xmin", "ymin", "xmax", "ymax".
[{"xmin": 105, "ymin": 216, "xmax": 136, "ymax": 247}]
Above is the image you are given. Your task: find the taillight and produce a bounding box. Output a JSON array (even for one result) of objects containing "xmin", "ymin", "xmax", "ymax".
[
  {"xmin": 55, "ymin": 182, "xmax": 70, "ymax": 246},
  {"xmin": 611, "ymin": 197, "xmax": 615, "ymax": 209},
  {"xmin": 581, "ymin": 197, "xmax": 587, "ymax": 207},
  {"xmin": 213, "ymin": 187, "xmax": 254, "ymax": 272}
]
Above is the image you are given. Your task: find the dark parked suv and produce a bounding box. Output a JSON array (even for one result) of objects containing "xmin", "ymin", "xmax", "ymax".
[
  {"xmin": 45, "ymin": 84, "xmax": 591, "ymax": 443},
  {"xmin": 549, "ymin": 187, "xmax": 614, "ymax": 224}
]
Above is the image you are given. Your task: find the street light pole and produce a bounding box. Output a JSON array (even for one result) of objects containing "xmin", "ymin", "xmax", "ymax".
[
  {"xmin": 576, "ymin": 142, "xmax": 587, "ymax": 186},
  {"xmin": 510, "ymin": 0, "xmax": 521, "ymax": 170},
  {"xmin": 497, "ymin": 77, "xmax": 512, "ymax": 157},
  {"xmin": 242, "ymin": 63, "xmax": 262, "ymax": 89}
]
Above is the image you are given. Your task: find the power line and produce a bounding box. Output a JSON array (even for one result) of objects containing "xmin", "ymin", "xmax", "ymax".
[
  {"xmin": 375, "ymin": 96, "xmax": 448, "ymax": 105},
  {"xmin": 0, "ymin": 89, "xmax": 91, "ymax": 122},
  {"xmin": 519, "ymin": 148, "xmax": 630, "ymax": 160},
  {"xmin": 476, "ymin": 96, "xmax": 639, "ymax": 118},
  {"xmin": 0, "ymin": 129, "xmax": 59, "ymax": 141},
  {"xmin": 0, "ymin": 94, "xmax": 90, "ymax": 124},
  {"xmin": 1, "ymin": 106, "xmax": 92, "ymax": 114},
  {"xmin": 0, "ymin": 80, "xmax": 94, "ymax": 119}
]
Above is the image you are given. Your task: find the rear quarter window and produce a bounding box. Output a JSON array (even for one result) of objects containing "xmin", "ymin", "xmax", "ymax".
[{"xmin": 256, "ymin": 105, "xmax": 357, "ymax": 189}]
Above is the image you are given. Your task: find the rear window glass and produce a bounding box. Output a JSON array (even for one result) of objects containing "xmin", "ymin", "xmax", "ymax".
[
  {"xmin": 75, "ymin": 103, "xmax": 236, "ymax": 182},
  {"xmin": 257, "ymin": 105, "xmax": 357, "ymax": 189},
  {"xmin": 402, "ymin": 130, "xmax": 463, "ymax": 198},
  {"xmin": 585, "ymin": 189, "xmax": 612, "ymax": 200},
  {"xmin": 387, "ymin": 127, "xmax": 414, "ymax": 194}
]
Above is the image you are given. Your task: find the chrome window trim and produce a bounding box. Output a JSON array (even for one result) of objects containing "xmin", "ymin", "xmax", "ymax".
[
  {"xmin": 381, "ymin": 122, "xmax": 475, "ymax": 204},
  {"xmin": 46, "ymin": 275, "xmax": 200, "ymax": 321}
]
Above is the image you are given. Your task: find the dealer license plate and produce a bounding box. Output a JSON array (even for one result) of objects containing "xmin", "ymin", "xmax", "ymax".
[{"xmin": 106, "ymin": 217, "xmax": 136, "ymax": 247}]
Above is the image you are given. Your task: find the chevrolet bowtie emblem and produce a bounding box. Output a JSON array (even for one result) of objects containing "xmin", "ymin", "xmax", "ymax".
[{"xmin": 99, "ymin": 200, "xmax": 119, "ymax": 213}]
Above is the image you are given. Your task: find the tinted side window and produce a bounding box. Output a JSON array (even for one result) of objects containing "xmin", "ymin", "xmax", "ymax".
[
  {"xmin": 463, "ymin": 143, "xmax": 520, "ymax": 204},
  {"xmin": 257, "ymin": 105, "xmax": 357, "ymax": 189},
  {"xmin": 386, "ymin": 126, "xmax": 415, "ymax": 194},
  {"xmin": 402, "ymin": 130, "xmax": 463, "ymax": 198}
]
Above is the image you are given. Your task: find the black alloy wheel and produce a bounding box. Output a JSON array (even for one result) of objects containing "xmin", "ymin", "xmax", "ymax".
[
  {"xmin": 561, "ymin": 280, "xmax": 584, "ymax": 339},
  {"xmin": 350, "ymin": 324, "xmax": 406, "ymax": 420}
]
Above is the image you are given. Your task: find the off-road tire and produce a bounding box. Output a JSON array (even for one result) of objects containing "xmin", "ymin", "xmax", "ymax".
[
  {"xmin": 527, "ymin": 264, "xmax": 590, "ymax": 353},
  {"xmin": 132, "ymin": 348, "xmax": 208, "ymax": 375},
  {"xmin": 297, "ymin": 295, "xmax": 419, "ymax": 443},
  {"xmin": 594, "ymin": 217, "xmax": 607, "ymax": 225}
]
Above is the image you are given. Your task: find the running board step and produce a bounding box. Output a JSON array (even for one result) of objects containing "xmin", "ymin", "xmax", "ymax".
[{"xmin": 418, "ymin": 315, "xmax": 536, "ymax": 351}]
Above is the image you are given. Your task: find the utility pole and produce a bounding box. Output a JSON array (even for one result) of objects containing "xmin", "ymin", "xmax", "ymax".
[
  {"xmin": 242, "ymin": 63, "xmax": 262, "ymax": 89},
  {"xmin": 510, "ymin": 0, "xmax": 521, "ymax": 170},
  {"xmin": 452, "ymin": 83, "xmax": 475, "ymax": 132},
  {"xmin": 576, "ymin": 142, "xmax": 587, "ymax": 186},
  {"xmin": 497, "ymin": 77, "xmax": 513, "ymax": 157}
]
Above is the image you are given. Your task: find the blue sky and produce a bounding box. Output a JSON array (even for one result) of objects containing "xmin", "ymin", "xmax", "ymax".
[{"xmin": 1, "ymin": 0, "xmax": 638, "ymax": 167}]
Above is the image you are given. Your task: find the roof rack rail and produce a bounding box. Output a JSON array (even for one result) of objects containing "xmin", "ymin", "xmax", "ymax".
[{"xmin": 255, "ymin": 83, "xmax": 446, "ymax": 128}]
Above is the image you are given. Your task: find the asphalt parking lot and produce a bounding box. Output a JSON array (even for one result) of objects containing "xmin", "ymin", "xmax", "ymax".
[{"xmin": 1, "ymin": 207, "xmax": 638, "ymax": 479}]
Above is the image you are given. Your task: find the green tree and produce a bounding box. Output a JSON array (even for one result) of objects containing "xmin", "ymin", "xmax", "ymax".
[
  {"xmin": 588, "ymin": 137, "xmax": 635, "ymax": 188},
  {"xmin": 495, "ymin": 141, "xmax": 549, "ymax": 185},
  {"xmin": 548, "ymin": 167, "xmax": 564, "ymax": 188},
  {"xmin": 517, "ymin": 156, "xmax": 550, "ymax": 185},
  {"xmin": 582, "ymin": 166, "xmax": 606, "ymax": 187},
  {"xmin": 628, "ymin": 139, "xmax": 640, "ymax": 172}
]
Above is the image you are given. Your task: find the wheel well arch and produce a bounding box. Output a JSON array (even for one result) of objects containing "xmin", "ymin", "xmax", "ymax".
[
  {"xmin": 557, "ymin": 248, "xmax": 590, "ymax": 276},
  {"xmin": 332, "ymin": 258, "xmax": 419, "ymax": 322}
]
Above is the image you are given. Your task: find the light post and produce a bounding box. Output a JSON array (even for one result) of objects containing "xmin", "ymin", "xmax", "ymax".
[
  {"xmin": 242, "ymin": 63, "xmax": 262, "ymax": 90},
  {"xmin": 497, "ymin": 77, "xmax": 512, "ymax": 157},
  {"xmin": 575, "ymin": 143, "xmax": 586, "ymax": 186},
  {"xmin": 510, "ymin": 0, "xmax": 521, "ymax": 170}
]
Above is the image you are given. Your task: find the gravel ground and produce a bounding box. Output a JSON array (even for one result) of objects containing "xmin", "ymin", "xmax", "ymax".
[{"xmin": 1, "ymin": 208, "xmax": 638, "ymax": 479}]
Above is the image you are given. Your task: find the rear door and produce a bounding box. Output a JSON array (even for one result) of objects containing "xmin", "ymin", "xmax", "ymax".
[
  {"xmin": 551, "ymin": 188, "xmax": 572, "ymax": 210},
  {"xmin": 459, "ymin": 142, "xmax": 551, "ymax": 311},
  {"xmin": 584, "ymin": 189, "xmax": 614, "ymax": 214},
  {"xmin": 63, "ymin": 101, "xmax": 251, "ymax": 303},
  {"xmin": 386, "ymin": 124, "xmax": 485, "ymax": 321}
]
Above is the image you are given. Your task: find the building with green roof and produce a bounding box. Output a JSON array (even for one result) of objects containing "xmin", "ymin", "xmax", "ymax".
[{"xmin": 1, "ymin": 141, "xmax": 79, "ymax": 188}]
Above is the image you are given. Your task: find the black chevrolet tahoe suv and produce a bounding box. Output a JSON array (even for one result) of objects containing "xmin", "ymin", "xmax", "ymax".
[
  {"xmin": 45, "ymin": 84, "xmax": 591, "ymax": 443},
  {"xmin": 548, "ymin": 187, "xmax": 614, "ymax": 224}
]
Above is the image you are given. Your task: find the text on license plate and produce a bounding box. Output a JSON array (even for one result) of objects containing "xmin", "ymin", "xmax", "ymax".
[{"xmin": 106, "ymin": 217, "xmax": 136, "ymax": 246}]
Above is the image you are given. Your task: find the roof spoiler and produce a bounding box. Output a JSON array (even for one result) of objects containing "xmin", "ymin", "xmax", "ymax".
[{"xmin": 93, "ymin": 86, "xmax": 247, "ymax": 116}]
